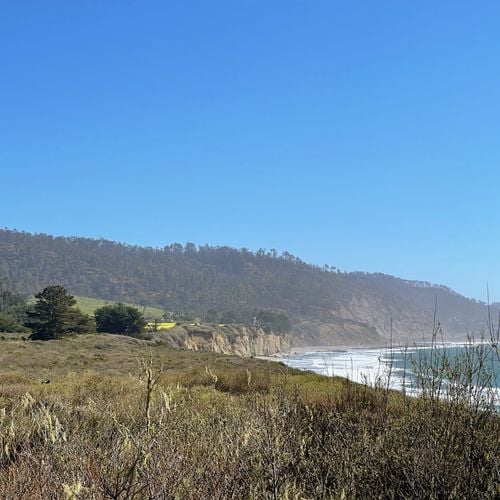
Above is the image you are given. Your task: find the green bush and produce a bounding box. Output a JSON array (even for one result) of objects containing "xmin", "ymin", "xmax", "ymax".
[
  {"xmin": 0, "ymin": 312, "xmax": 29, "ymax": 333},
  {"xmin": 94, "ymin": 303, "xmax": 146, "ymax": 336}
]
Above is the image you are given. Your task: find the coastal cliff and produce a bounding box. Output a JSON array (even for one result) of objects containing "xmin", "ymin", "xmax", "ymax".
[
  {"xmin": 155, "ymin": 316, "xmax": 384, "ymax": 357},
  {"xmin": 156, "ymin": 323, "xmax": 291, "ymax": 357}
]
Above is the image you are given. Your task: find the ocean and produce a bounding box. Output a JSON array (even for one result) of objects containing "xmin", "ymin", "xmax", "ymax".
[{"xmin": 281, "ymin": 341, "xmax": 500, "ymax": 404}]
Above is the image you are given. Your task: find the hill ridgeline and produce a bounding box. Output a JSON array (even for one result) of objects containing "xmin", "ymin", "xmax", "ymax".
[{"xmin": 0, "ymin": 229, "xmax": 495, "ymax": 346}]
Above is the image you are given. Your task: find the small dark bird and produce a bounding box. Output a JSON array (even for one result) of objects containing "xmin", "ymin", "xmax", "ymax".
[{"xmin": 41, "ymin": 379, "xmax": 51, "ymax": 384}]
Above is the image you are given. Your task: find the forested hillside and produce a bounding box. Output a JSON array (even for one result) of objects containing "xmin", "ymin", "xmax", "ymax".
[{"xmin": 0, "ymin": 229, "xmax": 495, "ymax": 342}]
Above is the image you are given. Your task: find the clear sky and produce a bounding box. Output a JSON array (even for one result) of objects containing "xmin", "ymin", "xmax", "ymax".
[{"xmin": 1, "ymin": 1, "xmax": 499, "ymax": 301}]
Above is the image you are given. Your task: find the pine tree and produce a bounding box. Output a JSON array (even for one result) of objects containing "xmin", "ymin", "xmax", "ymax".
[{"xmin": 26, "ymin": 285, "xmax": 93, "ymax": 340}]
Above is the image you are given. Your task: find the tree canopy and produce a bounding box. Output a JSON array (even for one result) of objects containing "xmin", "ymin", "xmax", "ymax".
[
  {"xmin": 1, "ymin": 229, "xmax": 497, "ymax": 339},
  {"xmin": 94, "ymin": 303, "xmax": 146, "ymax": 337},
  {"xmin": 26, "ymin": 285, "xmax": 94, "ymax": 340},
  {"xmin": 0, "ymin": 277, "xmax": 29, "ymax": 332},
  {"xmin": 255, "ymin": 310, "xmax": 292, "ymax": 334}
]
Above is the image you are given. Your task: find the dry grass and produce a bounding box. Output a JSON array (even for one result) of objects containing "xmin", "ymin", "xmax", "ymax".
[
  {"xmin": 0, "ymin": 333, "xmax": 288, "ymax": 381},
  {"xmin": 0, "ymin": 334, "xmax": 498, "ymax": 499}
]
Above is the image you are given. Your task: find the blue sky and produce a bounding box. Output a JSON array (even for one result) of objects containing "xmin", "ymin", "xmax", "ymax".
[{"xmin": 1, "ymin": 1, "xmax": 499, "ymax": 301}]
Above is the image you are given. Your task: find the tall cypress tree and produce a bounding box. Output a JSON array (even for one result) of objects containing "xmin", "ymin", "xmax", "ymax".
[{"xmin": 26, "ymin": 285, "xmax": 92, "ymax": 340}]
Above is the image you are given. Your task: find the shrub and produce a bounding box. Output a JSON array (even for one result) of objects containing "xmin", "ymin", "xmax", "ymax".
[{"xmin": 94, "ymin": 303, "xmax": 146, "ymax": 337}]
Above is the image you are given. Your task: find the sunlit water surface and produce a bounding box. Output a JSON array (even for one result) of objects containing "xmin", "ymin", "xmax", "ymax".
[{"xmin": 281, "ymin": 343, "xmax": 499, "ymax": 404}]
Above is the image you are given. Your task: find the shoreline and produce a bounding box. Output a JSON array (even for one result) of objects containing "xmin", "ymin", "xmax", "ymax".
[
  {"xmin": 259, "ymin": 341, "xmax": 499, "ymax": 404},
  {"xmin": 258, "ymin": 337, "xmax": 486, "ymax": 362},
  {"xmin": 258, "ymin": 343, "xmax": 390, "ymax": 363}
]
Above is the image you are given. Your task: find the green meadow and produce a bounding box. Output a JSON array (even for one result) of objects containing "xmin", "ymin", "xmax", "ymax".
[{"xmin": 75, "ymin": 296, "xmax": 164, "ymax": 319}]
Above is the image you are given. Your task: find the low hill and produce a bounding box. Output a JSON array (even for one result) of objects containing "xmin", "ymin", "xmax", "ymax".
[{"xmin": 0, "ymin": 229, "xmax": 496, "ymax": 343}]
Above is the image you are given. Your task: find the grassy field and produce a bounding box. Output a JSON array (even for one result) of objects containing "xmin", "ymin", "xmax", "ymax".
[
  {"xmin": 0, "ymin": 332, "xmax": 301, "ymax": 383},
  {"xmin": 73, "ymin": 296, "xmax": 165, "ymax": 319},
  {"xmin": 0, "ymin": 334, "xmax": 498, "ymax": 498},
  {"xmin": 26, "ymin": 295, "xmax": 166, "ymax": 319}
]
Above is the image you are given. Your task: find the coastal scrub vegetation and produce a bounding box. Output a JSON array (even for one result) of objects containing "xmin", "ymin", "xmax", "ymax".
[{"xmin": 0, "ymin": 333, "xmax": 498, "ymax": 498}]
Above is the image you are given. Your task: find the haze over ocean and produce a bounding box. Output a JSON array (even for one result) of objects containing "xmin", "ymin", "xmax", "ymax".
[{"xmin": 1, "ymin": 2, "xmax": 499, "ymax": 301}]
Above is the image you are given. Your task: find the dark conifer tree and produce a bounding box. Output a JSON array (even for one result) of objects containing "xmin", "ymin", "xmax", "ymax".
[{"xmin": 26, "ymin": 285, "xmax": 93, "ymax": 340}]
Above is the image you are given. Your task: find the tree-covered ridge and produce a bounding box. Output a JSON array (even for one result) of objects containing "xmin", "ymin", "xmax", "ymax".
[{"xmin": 0, "ymin": 229, "xmax": 496, "ymax": 339}]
